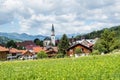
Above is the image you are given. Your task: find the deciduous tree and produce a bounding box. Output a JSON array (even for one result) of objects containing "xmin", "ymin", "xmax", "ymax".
[
  {"xmin": 94, "ymin": 29, "xmax": 119, "ymax": 53},
  {"xmin": 6, "ymin": 40, "xmax": 17, "ymax": 48},
  {"xmin": 34, "ymin": 38, "xmax": 43, "ymax": 46}
]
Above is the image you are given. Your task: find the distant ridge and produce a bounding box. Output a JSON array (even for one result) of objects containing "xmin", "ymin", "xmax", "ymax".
[
  {"xmin": 0, "ymin": 32, "xmax": 47, "ymax": 41},
  {"xmin": 0, "ymin": 32, "xmax": 80, "ymax": 41},
  {"xmin": 0, "ymin": 25, "xmax": 120, "ymax": 43}
]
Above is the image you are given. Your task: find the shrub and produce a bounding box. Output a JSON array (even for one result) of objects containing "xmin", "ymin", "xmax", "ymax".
[
  {"xmin": 75, "ymin": 47, "xmax": 82, "ymax": 54},
  {"xmin": 37, "ymin": 51, "xmax": 47, "ymax": 59},
  {"xmin": 91, "ymin": 50, "xmax": 100, "ymax": 55},
  {"xmin": 56, "ymin": 53, "xmax": 64, "ymax": 58}
]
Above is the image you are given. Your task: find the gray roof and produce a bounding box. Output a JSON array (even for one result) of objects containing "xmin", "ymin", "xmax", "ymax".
[{"xmin": 44, "ymin": 37, "xmax": 51, "ymax": 40}]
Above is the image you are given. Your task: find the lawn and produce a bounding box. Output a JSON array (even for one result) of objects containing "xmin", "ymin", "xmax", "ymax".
[{"xmin": 0, "ymin": 54, "xmax": 120, "ymax": 80}]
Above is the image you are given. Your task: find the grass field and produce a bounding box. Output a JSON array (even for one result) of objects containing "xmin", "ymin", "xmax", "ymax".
[{"xmin": 0, "ymin": 54, "xmax": 120, "ymax": 80}]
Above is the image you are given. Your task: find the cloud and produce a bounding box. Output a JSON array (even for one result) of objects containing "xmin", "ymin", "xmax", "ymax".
[{"xmin": 0, "ymin": 0, "xmax": 120, "ymax": 35}]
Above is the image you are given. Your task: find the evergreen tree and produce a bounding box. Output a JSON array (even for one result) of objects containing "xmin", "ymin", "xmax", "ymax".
[
  {"xmin": 94, "ymin": 29, "xmax": 119, "ymax": 53},
  {"xmin": 58, "ymin": 34, "xmax": 69, "ymax": 56}
]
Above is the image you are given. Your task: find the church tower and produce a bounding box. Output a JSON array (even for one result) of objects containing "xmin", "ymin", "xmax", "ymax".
[{"xmin": 51, "ymin": 24, "xmax": 55, "ymax": 46}]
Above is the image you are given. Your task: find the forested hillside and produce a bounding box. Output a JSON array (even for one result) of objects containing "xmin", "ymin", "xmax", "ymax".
[
  {"xmin": 76, "ymin": 25, "xmax": 120, "ymax": 39},
  {"xmin": 0, "ymin": 36, "xmax": 11, "ymax": 45}
]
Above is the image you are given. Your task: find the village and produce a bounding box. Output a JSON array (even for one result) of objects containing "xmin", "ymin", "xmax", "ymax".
[
  {"xmin": 0, "ymin": 0, "xmax": 120, "ymax": 79},
  {"xmin": 0, "ymin": 24, "xmax": 98, "ymax": 61}
]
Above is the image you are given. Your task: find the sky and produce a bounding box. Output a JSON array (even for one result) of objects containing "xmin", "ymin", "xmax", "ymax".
[{"xmin": 0, "ymin": 0, "xmax": 120, "ymax": 36}]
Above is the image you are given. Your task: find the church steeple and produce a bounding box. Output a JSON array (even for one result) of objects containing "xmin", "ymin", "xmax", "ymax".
[
  {"xmin": 51, "ymin": 24, "xmax": 55, "ymax": 36},
  {"xmin": 51, "ymin": 24, "xmax": 55, "ymax": 46}
]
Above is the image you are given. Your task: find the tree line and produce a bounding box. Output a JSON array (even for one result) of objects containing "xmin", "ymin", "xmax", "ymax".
[{"xmin": 76, "ymin": 25, "xmax": 120, "ymax": 39}]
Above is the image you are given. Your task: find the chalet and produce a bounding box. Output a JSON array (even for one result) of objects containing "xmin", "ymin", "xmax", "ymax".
[
  {"xmin": 44, "ymin": 46, "xmax": 58, "ymax": 57},
  {"xmin": 20, "ymin": 50, "xmax": 33, "ymax": 59},
  {"xmin": 7, "ymin": 48, "xmax": 22, "ymax": 60},
  {"xmin": 71, "ymin": 39, "xmax": 93, "ymax": 48},
  {"xmin": 67, "ymin": 43, "xmax": 92, "ymax": 56},
  {"xmin": 0, "ymin": 46, "xmax": 9, "ymax": 60}
]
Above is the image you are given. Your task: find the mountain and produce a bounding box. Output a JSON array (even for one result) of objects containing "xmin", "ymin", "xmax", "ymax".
[
  {"xmin": 0, "ymin": 32, "xmax": 80, "ymax": 41},
  {"xmin": 1, "ymin": 25, "xmax": 119, "ymax": 42},
  {"xmin": 76, "ymin": 25, "xmax": 120, "ymax": 39},
  {"xmin": 0, "ymin": 32, "xmax": 46, "ymax": 41}
]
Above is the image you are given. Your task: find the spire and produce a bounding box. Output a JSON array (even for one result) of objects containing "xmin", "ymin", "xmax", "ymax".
[
  {"xmin": 51, "ymin": 24, "xmax": 55, "ymax": 32},
  {"xmin": 51, "ymin": 24, "xmax": 55, "ymax": 36},
  {"xmin": 51, "ymin": 24, "xmax": 55, "ymax": 46}
]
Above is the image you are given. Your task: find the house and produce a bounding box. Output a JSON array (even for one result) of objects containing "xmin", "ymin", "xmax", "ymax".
[
  {"xmin": 67, "ymin": 43, "xmax": 92, "ymax": 56},
  {"xmin": 0, "ymin": 46, "xmax": 9, "ymax": 60},
  {"xmin": 44, "ymin": 46, "xmax": 58, "ymax": 57},
  {"xmin": 33, "ymin": 46, "xmax": 58, "ymax": 57},
  {"xmin": 33, "ymin": 46, "xmax": 44, "ymax": 54},
  {"xmin": 20, "ymin": 50, "xmax": 34, "ymax": 59},
  {"xmin": 16, "ymin": 40, "xmax": 36, "ymax": 50},
  {"xmin": 7, "ymin": 48, "xmax": 22, "ymax": 60}
]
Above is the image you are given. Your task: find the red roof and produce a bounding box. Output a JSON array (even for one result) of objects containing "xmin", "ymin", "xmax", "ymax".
[
  {"xmin": 25, "ymin": 45, "xmax": 37, "ymax": 50},
  {"xmin": 0, "ymin": 46, "xmax": 8, "ymax": 52},
  {"xmin": 16, "ymin": 41, "xmax": 36, "ymax": 48}
]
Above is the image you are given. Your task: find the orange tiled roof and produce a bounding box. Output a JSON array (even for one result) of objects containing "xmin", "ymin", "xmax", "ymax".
[
  {"xmin": 9, "ymin": 48, "xmax": 21, "ymax": 53},
  {"xmin": 0, "ymin": 46, "xmax": 9, "ymax": 52},
  {"xmin": 33, "ymin": 46, "xmax": 44, "ymax": 53}
]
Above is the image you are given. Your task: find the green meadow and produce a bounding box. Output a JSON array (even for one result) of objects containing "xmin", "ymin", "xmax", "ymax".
[{"xmin": 0, "ymin": 54, "xmax": 120, "ymax": 80}]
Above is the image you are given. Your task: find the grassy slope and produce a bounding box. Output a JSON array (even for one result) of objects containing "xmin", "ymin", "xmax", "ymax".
[{"xmin": 0, "ymin": 54, "xmax": 120, "ymax": 80}]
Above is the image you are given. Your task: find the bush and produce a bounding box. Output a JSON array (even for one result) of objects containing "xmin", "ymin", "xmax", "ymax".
[
  {"xmin": 37, "ymin": 51, "xmax": 47, "ymax": 59},
  {"xmin": 75, "ymin": 47, "xmax": 82, "ymax": 54},
  {"xmin": 56, "ymin": 53, "xmax": 64, "ymax": 58},
  {"xmin": 91, "ymin": 50, "xmax": 100, "ymax": 55}
]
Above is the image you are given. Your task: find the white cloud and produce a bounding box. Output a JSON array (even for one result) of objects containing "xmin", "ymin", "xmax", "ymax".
[{"xmin": 0, "ymin": 0, "xmax": 120, "ymax": 35}]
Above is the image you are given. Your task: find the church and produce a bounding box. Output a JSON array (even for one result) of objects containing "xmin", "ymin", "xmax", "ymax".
[{"xmin": 43, "ymin": 24, "xmax": 56, "ymax": 47}]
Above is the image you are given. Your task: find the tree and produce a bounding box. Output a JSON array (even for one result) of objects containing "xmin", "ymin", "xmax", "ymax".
[
  {"xmin": 58, "ymin": 34, "xmax": 69, "ymax": 56},
  {"xmin": 34, "ymin": 38, "xmax": 43, "ymax": 46},
  {"xmin": 6, "ymin": 40, "xmax": 17, "ymax": 48},
  {"xmin": 37, "ymin": 51, "xmax": 47, "ymax": 59},
  {"xmin": 94, "ymin": 39, "xmax": 105, "ymax": 53},
  {"xmin": 94, "ymin": 29, "xmax": 119, "ymax": 53}
]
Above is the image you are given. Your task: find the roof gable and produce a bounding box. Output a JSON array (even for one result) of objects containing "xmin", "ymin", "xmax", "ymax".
[{"xmin": 67, "ymin": 43, "xmax": 92, "ymax": 51}]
